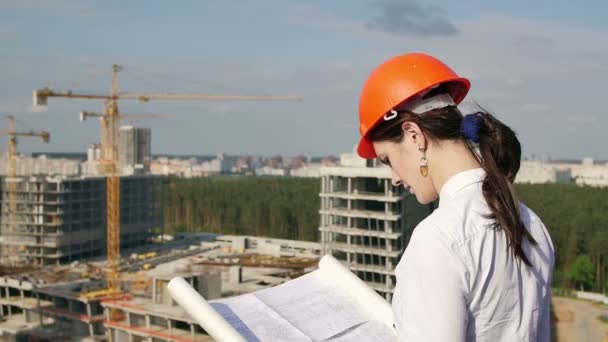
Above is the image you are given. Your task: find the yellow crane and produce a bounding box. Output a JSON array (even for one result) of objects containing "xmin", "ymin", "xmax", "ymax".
[
  {"xmin": 0, "ymin": 115, "xmax": 50, "ymax": 265},
  {"xmin": 33, "ymin": 64, "xmax": 302, "ymax": 297}
]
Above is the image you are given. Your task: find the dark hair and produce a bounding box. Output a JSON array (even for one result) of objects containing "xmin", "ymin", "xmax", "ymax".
[{"xmin": 368, "ymin": 98, "xmax": 537, "ymax": 266}]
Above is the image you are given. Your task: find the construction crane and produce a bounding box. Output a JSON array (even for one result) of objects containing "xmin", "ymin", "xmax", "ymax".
[
  {"xmin": 33, "ymin": 64, "xmax": 302, "ymax": 297},
  {"xmin": 0, "ymin": 115, "xmax": 50, "ymax": 265}
]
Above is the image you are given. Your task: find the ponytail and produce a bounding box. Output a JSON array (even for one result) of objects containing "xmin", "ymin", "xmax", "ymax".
[{"xmin": 475, "ymin": 111, "xmax": 537, "ymax": 266}]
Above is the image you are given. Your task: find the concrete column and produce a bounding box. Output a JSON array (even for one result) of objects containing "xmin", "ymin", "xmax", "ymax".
[
  {"xmin": 86, "ymin": 303, "xmax": 92, "ymax": 317},
  {"xmin": 20, "ymin": 289, "xmax": 24, "ymax": 305},
  {"xmin": 347, "ymin": 177, "xmax": 352, "ymax": 193},
  {"xmin": 104, "ymin": 306, "xmax": 111, "ymax": 322},
  {"xmin": 152, "ymin": 279, "xmax": 157, "ymax": 304},
  {"xmin": 88, "ymin": 324, "xmax": 94, "ymax": 337},
  {"xmin": 145, "ymin": 314, "xmax": 151, "ymax": 329},
  {"xmin": 346, "ymin": 234, "xmax": 351, "ymax": 264},
  {"xmin": 191, "ymin": 323, "xmax": 196, "ymax": 339},
  {"xmin": 127, "ymin": 312, "xmax": 131, "ymax": 326},
  {"xmin": 37, "ymin": 294, "xmax": 43, "ymax": 327}
]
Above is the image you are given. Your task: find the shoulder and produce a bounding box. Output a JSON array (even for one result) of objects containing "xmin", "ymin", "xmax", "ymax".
[
  {"xmin": 399, "ymin": 191, "xmax": 494, "ymax": 274},
  {"xmin": 518, "ymin": 202, "xmax": 556, "ymax": 261},
  {"xmin": 400, "ymin": 209, "xmax": 471, "ymax": 273},
  {"xmin": 518, "ymin": 202, "xmax": 543, "ymax": 226}
]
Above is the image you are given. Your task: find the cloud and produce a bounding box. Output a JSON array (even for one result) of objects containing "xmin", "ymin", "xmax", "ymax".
[
  {"xmin": 522, "ymin": 103, "xmax": 551, "ymax": 112},
  {"xmin": 366, "ymin": 0, "xmax": 459, "ymax": 37},
  {"xmin": 567, "ymin": 114, "xmax": 597, "ymax": 124},
  {"xmin": 0, "ymin": 0, "xmax": 110, "ymax": 18},
  {"xmin": 505, "ymin": 79, "xmax": 525, "ymax": 87}
]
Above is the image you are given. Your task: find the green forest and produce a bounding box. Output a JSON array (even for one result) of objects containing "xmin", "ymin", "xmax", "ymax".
[
  {"xmin": 160, "ymin": 176, "xmax": 320, "ymax": 241},
  {"xmin": 516, "ymin": 183, "xmax": 608, "ymax": 292},
  {"xmin": 160, "ymin": 177, "xmax": 608, "ymax": 292}
]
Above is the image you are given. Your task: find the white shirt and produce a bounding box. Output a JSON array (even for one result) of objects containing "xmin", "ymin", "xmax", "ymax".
[{"xmin": 392, "ymin": 168, "xmax": 554, "ymax": 342}]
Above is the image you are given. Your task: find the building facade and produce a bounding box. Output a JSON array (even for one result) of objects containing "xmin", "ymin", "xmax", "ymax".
[
  {"xmin": 120, "ymin": 126, "xmax": 152, "ymax": 175},
  {"xmin": 0, "ymin": 175, "xmax": 162, "ymax": 266}
]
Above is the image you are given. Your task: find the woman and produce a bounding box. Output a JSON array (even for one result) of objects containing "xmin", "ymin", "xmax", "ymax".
[{"xmin": 357, "ymin": 53, "xmax": 555, "ymax": 341}]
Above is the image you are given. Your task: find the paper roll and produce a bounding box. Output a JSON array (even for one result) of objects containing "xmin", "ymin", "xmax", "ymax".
[
  {"xmin": 168, "ymin": 277, "xmax": 246, "ymax": 342},
  {"xmin": 319, "ymin": 254, "xmax": 396, "ymax": 333}
]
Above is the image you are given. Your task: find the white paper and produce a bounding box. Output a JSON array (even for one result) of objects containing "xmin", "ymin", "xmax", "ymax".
[
  {"xmin": 254, "ymin": 270, "xmax": 368, "ymax": 341},
  {"xmin": 211, "ymin": 294, "xmax": 311, "ymax": 341},
  {"xmin": 169, "ymin": 254, "xmax": 398, "ymax": 341},
  {"xmin": 167, "ymin": 277, "xmax": 246, "ymax": 342},
  {"xmin": 319, "ymin": 255, "xmax": 396, "ymax": 332}
]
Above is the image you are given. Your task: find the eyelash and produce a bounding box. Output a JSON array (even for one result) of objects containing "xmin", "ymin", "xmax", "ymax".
[{"xmin": 379, "ymin": 157, "xmax": 391, "ymax": 167}]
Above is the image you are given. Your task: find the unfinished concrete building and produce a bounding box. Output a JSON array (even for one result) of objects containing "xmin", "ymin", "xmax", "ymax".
[
  {"xmin": 0, "ymin": 175, "xmax": 162, "ymax": 266},
  {"xmin": 319, "ymin": 155, "xmax": 434, "ymax": 301},
  {"xmin": 0, "ymin": 274, "xmax": 53, "ymax": 341},
  {"xmin": 0, "ymin": 263, "xmax": 107, "ymax": 342},
  {"xmin": 102, "ymin": 273, "xmax": 219, "ymax": 342}
]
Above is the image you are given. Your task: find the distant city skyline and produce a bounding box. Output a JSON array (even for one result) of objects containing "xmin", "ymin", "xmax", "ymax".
[{"xmin": 1, "ymin": 0, "xmax": 607, "ymax": 159}]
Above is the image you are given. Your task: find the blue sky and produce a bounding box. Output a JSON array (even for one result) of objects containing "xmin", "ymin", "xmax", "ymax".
[{"xmin": 1, "ymin": 0, "xmax": 607, "ymax": 159}]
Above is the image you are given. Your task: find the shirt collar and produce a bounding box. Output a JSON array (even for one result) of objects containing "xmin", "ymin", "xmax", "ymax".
[{"xmin": 439, "ymin": 168, "xmax": 486, "ymax": 205}]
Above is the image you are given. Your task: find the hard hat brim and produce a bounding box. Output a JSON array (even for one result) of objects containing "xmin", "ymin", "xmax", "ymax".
[{"xmin": 357, "ymin": 137, "xmax": 377, "ymax": 159}]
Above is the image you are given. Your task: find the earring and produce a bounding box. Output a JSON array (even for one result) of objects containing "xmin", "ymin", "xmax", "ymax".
[{"xmin": 419, "ymin": 146, "xmax": 428, "ymax": 177}]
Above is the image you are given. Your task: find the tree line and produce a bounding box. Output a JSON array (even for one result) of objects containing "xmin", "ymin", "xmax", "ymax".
[
  {"xmin": 160, "ymin": 177, "xmax": 608, "ymax": 292},
  {"xmin": 516, "ymin": 183, "xmax": 608, "ymax": 292},
  {"xmin": 160, "ymin": 176, "xmax": 320, "ymax": 241}
]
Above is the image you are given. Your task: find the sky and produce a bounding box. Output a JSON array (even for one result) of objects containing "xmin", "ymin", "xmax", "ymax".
[{"xmin": 0, "ymin": 0, "xmax": 607, "ymax": 159}]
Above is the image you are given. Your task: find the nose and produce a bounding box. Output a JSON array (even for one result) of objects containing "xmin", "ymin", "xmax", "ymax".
[{"xmin": 391, "ymin": 170, "xmax": 402, "ymax": 187}]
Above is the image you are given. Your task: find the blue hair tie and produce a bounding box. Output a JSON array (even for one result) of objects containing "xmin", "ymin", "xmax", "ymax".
[{"xmin": 461, "ymin": 113, "xmax": 481, "ymax": 143}]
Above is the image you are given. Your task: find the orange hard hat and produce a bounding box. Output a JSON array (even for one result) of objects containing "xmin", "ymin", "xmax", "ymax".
[{"xmin": 357, "ymin": 52, "xmax": 471, "ymax": 159}]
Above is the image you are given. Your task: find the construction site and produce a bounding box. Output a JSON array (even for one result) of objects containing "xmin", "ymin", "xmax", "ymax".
[
  {"xmin": 0, "ymin": 235, "xmax": 320, "ymax": 341},
  {"xmin": 0, "ymin": 65, "xmax": 308, "ymax": 341}
]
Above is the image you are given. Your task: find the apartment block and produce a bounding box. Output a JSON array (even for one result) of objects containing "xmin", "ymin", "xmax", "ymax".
[{"xmin": 0, "ymin": 175, "xmax": 162, "ymax": 266}]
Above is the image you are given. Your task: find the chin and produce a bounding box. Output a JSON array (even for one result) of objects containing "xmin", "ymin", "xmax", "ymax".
[{"xmin": 415, "ymin": 193, "xmax": 437, "ymax": 205}]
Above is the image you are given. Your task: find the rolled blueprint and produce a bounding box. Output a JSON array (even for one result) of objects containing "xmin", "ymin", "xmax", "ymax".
[
  {"xmin": 319, "ymin": 254, "xmax": 396, "ymax": 333},
  {"xmin": 167, "ymin": 277, "xmax": 246, "ymax": 342}
]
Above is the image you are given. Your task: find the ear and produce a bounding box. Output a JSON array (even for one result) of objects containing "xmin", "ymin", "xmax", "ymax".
[{"xmin": 401, "ymin": 121, "xmax": 427, "ymax": 149}]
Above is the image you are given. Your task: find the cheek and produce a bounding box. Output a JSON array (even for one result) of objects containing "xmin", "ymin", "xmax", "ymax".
[{"xmin": 394, "ymin": 156, "xmax": 418, "ymax": 183}]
